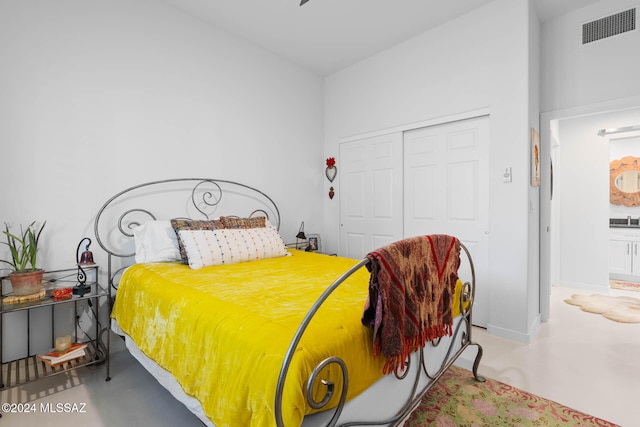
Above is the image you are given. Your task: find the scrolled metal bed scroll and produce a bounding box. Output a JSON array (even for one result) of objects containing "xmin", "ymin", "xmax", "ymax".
[
  {"xmin": 93, "ymin": 178, "xmax": 281, "ymax": 293},
  {"xmin": 275, "ymin": 243, "xmax": 484, "ymax": 427}
]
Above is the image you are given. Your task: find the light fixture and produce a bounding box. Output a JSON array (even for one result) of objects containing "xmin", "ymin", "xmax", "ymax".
[
  {"xmin": 74, "ymin": 237, "xmax": 95, "ymax": 296},
  {"xmin": 300, "ymin": 0, "xmax": 310, "ymax": 5},
  {"xmin": 597, "ymin": 125, "xmax": 640, "ymax": 137},
  {"xmin": 295, "ymin": 222, "xmax": 307, "ymax": 249}
]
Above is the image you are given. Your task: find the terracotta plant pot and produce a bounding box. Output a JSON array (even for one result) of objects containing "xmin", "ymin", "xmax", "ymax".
[{"xmin": 9, "ymin": 269, "xmax": 45, "ymax": 296}]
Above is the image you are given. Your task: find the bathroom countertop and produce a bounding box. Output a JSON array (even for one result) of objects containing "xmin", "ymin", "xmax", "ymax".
[{"xmin": 610, "ymin": 218, "xmax": 640, "ymax": 228}]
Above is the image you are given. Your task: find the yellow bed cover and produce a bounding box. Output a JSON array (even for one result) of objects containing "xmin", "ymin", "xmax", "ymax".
[{"xmin": 111, "ymin": 249, "xmax": 463, "ymax": 426}]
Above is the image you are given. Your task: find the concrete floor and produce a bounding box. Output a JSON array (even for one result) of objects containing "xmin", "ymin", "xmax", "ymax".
[{"xmin": 0, "ymin": 286, "xmax": 636, "ymax": 426}]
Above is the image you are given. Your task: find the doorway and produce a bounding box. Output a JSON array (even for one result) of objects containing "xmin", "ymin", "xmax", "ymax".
[{"xmin": 540, "ymin": 98, "xmax": 640, "ymax": 321}]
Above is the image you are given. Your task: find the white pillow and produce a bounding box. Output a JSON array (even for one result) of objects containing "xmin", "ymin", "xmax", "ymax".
[
  {"xmin": 133, "ymin": 220, "xmax": 182, "ymax": 263},
  {"xmin": 178, "ymin": 227, "xmax": 287, "ymax": 270}
]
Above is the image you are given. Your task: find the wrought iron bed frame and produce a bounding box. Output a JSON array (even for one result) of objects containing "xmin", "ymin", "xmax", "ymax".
[
  {"xmin": 93, "ymin": 178, "xmax": 484, "ymax": 427},
  {"xmin": 94, "ymin": 178, "xmax": 280, "ymax": 292}
]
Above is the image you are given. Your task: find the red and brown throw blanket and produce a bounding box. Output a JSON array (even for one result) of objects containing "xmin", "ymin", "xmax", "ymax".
[{"xmin": 362, "ymin": 235, "xmax": 461, "ymax": 374}]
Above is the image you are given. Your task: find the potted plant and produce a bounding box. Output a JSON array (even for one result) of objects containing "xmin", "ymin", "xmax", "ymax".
[{"xmin": 1, "ymin": 221, "xmax": 46, "ymax": 296}]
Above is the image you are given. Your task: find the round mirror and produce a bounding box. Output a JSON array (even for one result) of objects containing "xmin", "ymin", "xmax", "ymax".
[
  {"xmin": 615, "ymin": 170, "xmax": 640, "ymax": 193},
  {"xmin": 611, "ymin": 156, "xmax": 640, "ymax": 207}
]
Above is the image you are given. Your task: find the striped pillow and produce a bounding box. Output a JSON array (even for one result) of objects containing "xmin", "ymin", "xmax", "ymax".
[{"xmin": 220, "ymin": 216, "xmax": 267, "ymax": 229}]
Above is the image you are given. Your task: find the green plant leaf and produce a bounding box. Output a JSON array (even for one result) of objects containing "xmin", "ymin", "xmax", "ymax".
[{"xmin": 1, "ymin": 221, "xmax": 46, "ymax": 272}]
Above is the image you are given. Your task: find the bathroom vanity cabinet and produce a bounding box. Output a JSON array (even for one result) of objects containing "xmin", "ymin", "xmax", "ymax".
[{"xmin": 609, "ymin": 228, "xmax": 640, "ymax": 280}]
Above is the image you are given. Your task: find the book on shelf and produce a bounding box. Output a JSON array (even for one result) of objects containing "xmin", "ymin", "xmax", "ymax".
[{"xmin": 37, "ymin": 342, "xmax": 88, "ymax": 366}]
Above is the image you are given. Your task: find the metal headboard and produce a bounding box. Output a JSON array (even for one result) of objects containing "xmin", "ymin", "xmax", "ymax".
[{"xmin": 93, "ymin": 178, "xmax": 280, "ymax": 292}]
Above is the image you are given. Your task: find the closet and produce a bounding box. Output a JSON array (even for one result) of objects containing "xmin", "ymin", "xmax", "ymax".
[{"xmin": 339, "ymin": 116, "xmax": 490, "ymax": 327}]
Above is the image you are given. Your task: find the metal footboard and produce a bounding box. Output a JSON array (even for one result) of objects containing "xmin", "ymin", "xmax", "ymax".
[{"xmin": 275, "ymin": 242, "xmax": 485, "ymax": 427}]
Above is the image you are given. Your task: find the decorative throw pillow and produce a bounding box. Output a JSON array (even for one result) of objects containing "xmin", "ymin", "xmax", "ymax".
[
  {"xmin": 178, "ymin": 227, "xmax": 287, "ymax": 270},
  {"xmin": 171, "ymin": 218, "xmax": 225, "ymax": 264},
  {"xmin": 220, "ymin": 216, "xmax": 266, "ymax": 229},
  {"xmin": 133, "ymin": 220, "xmax": 182, "ymax": 263}
]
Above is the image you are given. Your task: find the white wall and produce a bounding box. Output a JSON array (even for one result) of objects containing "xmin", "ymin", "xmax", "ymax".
[
  {"xmin": 324, "ymin": 0, "xmax": 537, "ymax": 342},
  {"xmin": 555, "ymin": 115, "xmax": 612, "ymax": 289},
  {"xmin": 541, "ymin": 0, "xmax": 640, "ymax": 112},
  {"xmin": 610, "ymin": 136, "xmax": 640, "ymax": 161},
  {"xmin": 527, "ymin": 0, "xmax": 542, "ymax": 332},
  {"xmin": 0, "ymin": 0, "xmax": 324, "ymax": 268},
  {"xmin": 0, "ymin": 0, "xmax": 324, "ymax": 360}
]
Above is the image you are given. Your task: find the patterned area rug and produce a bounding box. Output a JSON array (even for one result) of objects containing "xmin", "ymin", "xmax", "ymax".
[
  {"xmin": 610, "ymin": 279, "xmax": 640, "ymax": 292},
  {"xmin": 564, "ymin": 294, "xmax": 640, "ymax": 323},
  {"xmin": 404, "ymin": 366, "xmax": 619, "ymax": 426}
]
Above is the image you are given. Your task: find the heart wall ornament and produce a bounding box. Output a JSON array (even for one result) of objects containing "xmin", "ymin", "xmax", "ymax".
[
  {"xmin": 325, "ymin": 157, "xmax": 337, "ymax": 182},
  {"xmin": 325, "ymin": 166, "xmax": 337, "ymax": 182}
]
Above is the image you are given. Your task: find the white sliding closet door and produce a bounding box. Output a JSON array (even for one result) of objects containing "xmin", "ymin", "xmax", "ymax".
[
  {"xmin": 339, "ymin": 132, "xmax": 403, "ymax": 259},
  {"xmin": 403, "ymin": 116, "xmax": 490, "ymax": 327}
]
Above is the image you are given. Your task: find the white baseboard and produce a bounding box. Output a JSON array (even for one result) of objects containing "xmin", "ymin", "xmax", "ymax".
[
  {"xmin": 486, "ymin": 313, "xmax": 541, "ymax": 344},
  {"xmin": 556, "ymin": 281, "xmax": 609, "ymax": 292}
]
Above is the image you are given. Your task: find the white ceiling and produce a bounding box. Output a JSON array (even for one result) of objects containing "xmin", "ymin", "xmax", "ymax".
[{"xmin": 160, "ymin": 0, "xmax": 602, "ymax": 76}]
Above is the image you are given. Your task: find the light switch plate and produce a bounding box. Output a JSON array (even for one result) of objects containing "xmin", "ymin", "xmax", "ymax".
[{"xmin": 503, "ymin": 167, "xmax": 512, "ymax": 183}]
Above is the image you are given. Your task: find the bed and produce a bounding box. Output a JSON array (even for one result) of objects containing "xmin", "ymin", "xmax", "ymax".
[{"xmin": 95, "ymin": 178, "xmax": 484, "ymax": 427}]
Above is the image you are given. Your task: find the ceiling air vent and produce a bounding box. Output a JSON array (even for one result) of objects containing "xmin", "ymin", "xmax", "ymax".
[{"xmin": 582, "ymin": 8, "xmax": 636, "ymax": 44}]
